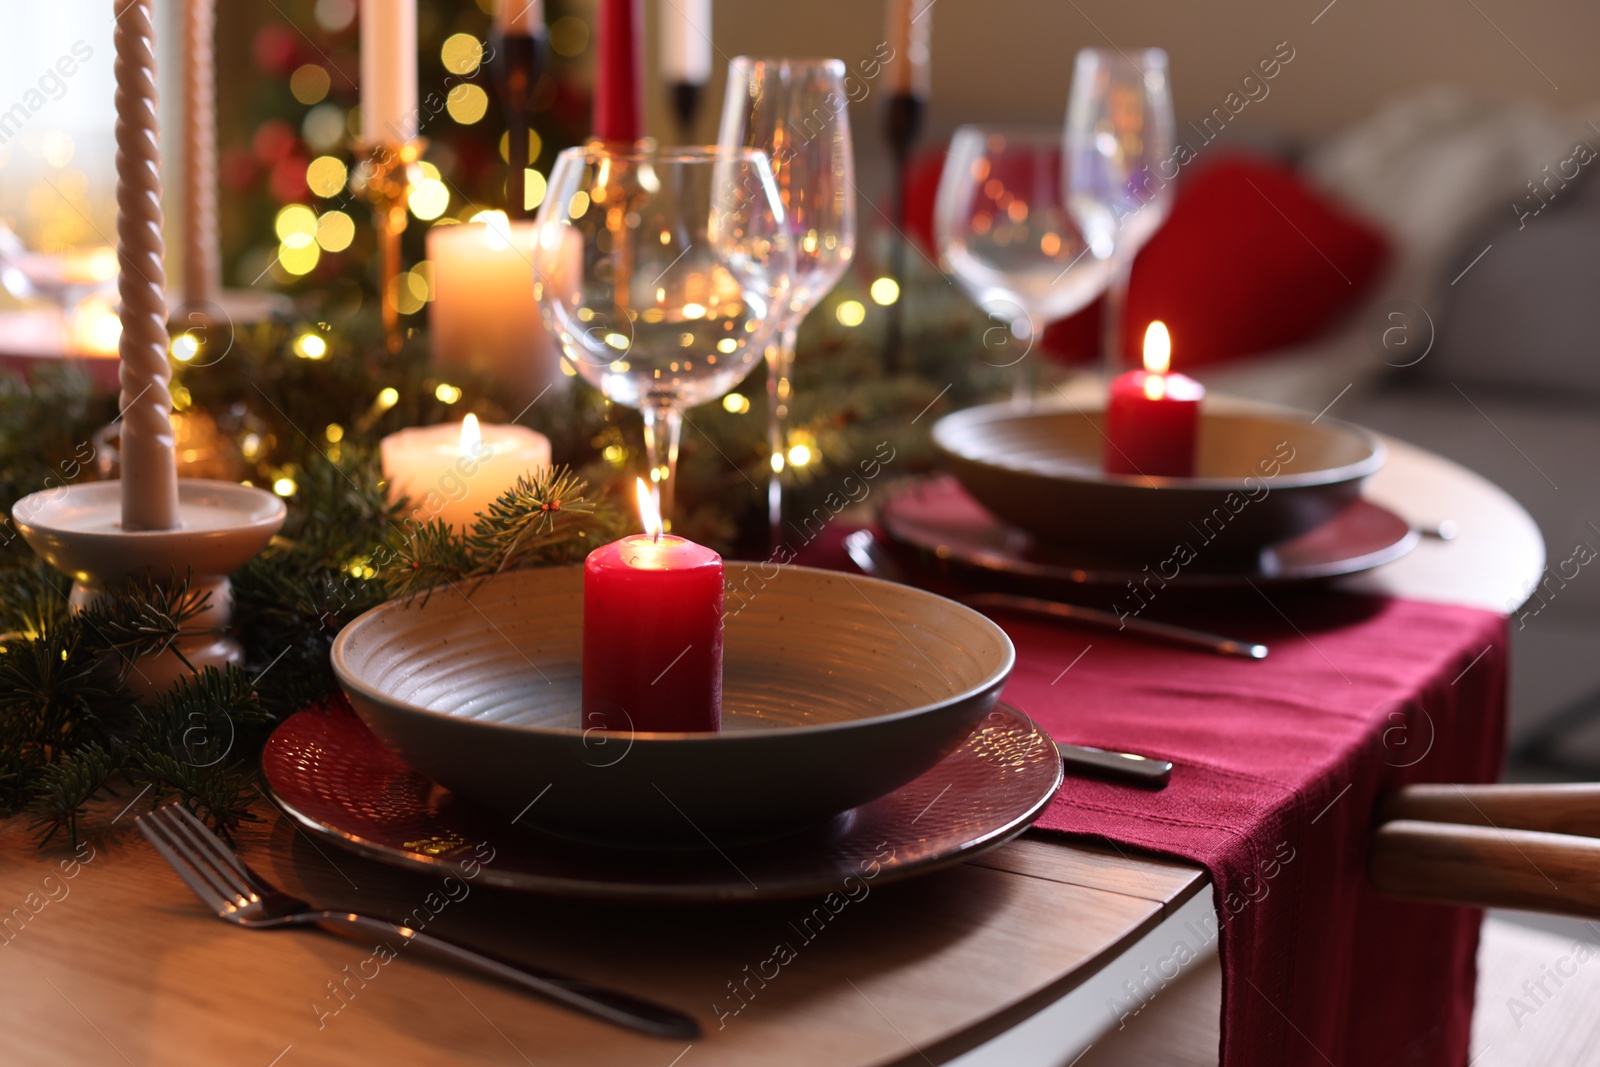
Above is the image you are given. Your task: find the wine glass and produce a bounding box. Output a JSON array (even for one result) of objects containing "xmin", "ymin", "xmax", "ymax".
[
  {"xmin": 935, "ymin": 125, "xmax": 1113, "ymax": 402},
  {"xmin": 717, "ymin": 56, "xmax": 857, "ymax": 547},
  {"xmin": 534, "ymin": 145, "xmax": 793, "ymax": 528},
  {"xmin": 1064, "ymin": 47, "xmax": 1175, "ymax": 372}
]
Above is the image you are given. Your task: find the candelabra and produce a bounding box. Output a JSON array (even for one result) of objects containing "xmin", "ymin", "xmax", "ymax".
[{"xmin": 357, "ymin": 139, "xmax": 426, "ymax": 354}]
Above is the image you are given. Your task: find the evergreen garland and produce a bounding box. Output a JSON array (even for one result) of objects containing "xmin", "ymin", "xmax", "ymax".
[{"xmin": 0, "ymin": 263, "xmax": 1022, "ymax": 847}]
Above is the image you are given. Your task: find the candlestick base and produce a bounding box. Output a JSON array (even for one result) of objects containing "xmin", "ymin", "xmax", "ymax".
[
  {"xmin": 11, "ymin": 480, "xmax": 285, "ymax": 696},
  {"xmin": 354, "ymin": 139, "xmax": 426, "ymax": 355}
]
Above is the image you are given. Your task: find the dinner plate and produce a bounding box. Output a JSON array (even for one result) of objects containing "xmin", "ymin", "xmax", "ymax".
[
  {"xmin": 881, "ymin": 475, "xmax": 1418, "ymax": 588},
  {"xmin": 260, "ymin": 698, "xmax": 1063, "ymax": 903}
]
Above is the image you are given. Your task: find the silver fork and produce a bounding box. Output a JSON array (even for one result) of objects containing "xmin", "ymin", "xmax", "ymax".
[{"xmin": 135, "ymin": 804, "xmax": 700, "ymax": 1039}]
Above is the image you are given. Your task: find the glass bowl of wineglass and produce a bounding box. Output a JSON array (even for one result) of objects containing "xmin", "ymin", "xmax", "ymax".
[
  {"xmin": 935, "ymin": 125, "xmax": 1113, "ymax": 402},
  {"xmin": 1065, "ymin": 47, "xmax": 1175, "ymax": 372},
  {"xmin": 534, "ymin": 145, "xmax": 794, "ymax": 527},
  {"xmin": 717, "ymin": 56, "xmax": 857, "ymax": 546}
]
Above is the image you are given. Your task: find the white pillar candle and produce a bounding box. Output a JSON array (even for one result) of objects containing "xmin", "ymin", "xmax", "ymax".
[
  {"xmin": 427, "ymin": 212, "xmax": 570, "ymax": 410},
  {"xmin": 360, "ymin": 0, "xmax": 418, "ymax": 143},
  {"xmin": 496, "ymin": 0, "xmax": 545, "ymax": 35},
  {"xmin": 659, "ymin": 0, "xmax": 711, "ymax": 85},
  {"xmin": 381, "ymin": 414, "xmax": 552, "ymax": 533},
  {"xmin": 885, "ymin": 0, "xmax": 932, "ymax": 98}
]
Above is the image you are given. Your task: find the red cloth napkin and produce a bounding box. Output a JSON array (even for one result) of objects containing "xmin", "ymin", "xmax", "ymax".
[{"xmin": 798, "ymin": 526, "xmax": 1505, "ymax": 1067}]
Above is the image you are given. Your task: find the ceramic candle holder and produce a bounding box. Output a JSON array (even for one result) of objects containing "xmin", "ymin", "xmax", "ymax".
[{"xmin": 12, "ymin": 480, "xmax": 285, "ymax": 696}]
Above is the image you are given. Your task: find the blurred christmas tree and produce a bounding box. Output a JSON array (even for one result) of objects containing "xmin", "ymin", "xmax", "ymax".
[{"xmin": 218, "ymin": 0, "xmax": 592, "ymax": 308}]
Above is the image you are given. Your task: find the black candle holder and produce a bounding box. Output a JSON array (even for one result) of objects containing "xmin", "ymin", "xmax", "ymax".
[
  {"xmin": 490, "ymin": 29, "xmax": 549, "ymax": 218},
  {"xmin": 882, "ymin": 91, "xmax": 925, "ymax": 373}
]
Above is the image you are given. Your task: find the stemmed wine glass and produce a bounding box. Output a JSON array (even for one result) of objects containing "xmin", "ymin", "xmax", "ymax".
[
  {"xmin": 1064, "ymin": 47, "xmax": 1175, "ymax": 372},
  {"xmin": 717, "ymin": 56, "xmax": 857, "ymax": 547},
  {"xmin": 935, "ymin": 125, "xmax": 1112, "ymax": 402},
  {"xmin": 534, "ymin": 146, "xmax": 794, "ymax": 528}
]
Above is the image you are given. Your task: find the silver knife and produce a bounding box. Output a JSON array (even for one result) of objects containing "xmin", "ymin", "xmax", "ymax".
[
  {"xmin": 844, "ymin": 529, "xmax": 1268, "ymax": 660},
  {"xmin": 1057, "ymin": 740, "xmax": 1173, "ymax": 788}
]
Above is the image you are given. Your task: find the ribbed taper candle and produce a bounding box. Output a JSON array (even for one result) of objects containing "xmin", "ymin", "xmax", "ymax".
[
  {"xmin": 182, "ymin": 0, "xmax": 219, "ymax": 310},
  {"xmin": 115, "ymin": 0, "xmax": 180, "ymax": 531}
]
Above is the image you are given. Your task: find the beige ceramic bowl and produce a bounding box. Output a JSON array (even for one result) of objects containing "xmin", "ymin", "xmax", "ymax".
[
  {"xmin": 933, "ymin": 403, "xmax": 1384, "ymax": 560},
  {"xmin": 331, "ymin": 563, "xmax": 1014, "ymax": 847}
]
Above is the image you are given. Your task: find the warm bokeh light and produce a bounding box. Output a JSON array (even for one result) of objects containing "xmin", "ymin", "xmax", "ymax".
[
  {"xmin": 293, "ymin": 332, "xmax": 327, "ymax": 360},
  {"xmin": 396, "ymin": 269, "xmax": 430, "ymax": 314},
  {"xmin": 435, "ymin": 382, "xmax": 463, "ymax": 404},
  {"xmin": 440, "ymin": 33, "xmax": 484, "ymax": 75},
  {"xmin": 275, "ymin": 204, "xmax": 318, "ymax": 247},
  {"xmin": 835, "ymin": 300, "xmax": 866, "ymax": 327},
  {"xmin": 376, "ymin": 387, "xmax": 399, "ymax": 410},
  {"xmin": 302, "ymin": 104, "xmax": 346, "ymax": 151},
  {"xmin": 408, "ymin": 179, "xmax": 450, "ymax": 220},
  {"xmin": 787, "ymin": 444, "xmax": 813, "ymax": 467},
  {"xmin": 170, "ymin": 332, "xmax": 200, "ymax": 362},
  {"xmin": 69, "ymin": 302, "xmax": 121, "ymax": 357},
  {"xmin": 289, "ymin": 64, "xmax": 331, "ymax": 105},
  {"xmin": 306, "ymin": 156, "xmax": 348, "ymax": 198},
  {"xmin": 722, "ymin": 393, "xmax": 750, "ymax": 414},
  {"xmin": 1142, "ymin": 320, "xmax": 1171, "ymax": 375},
  {"xmin": 314, "ymin": 0, "xmax": 356, "ymax": 31},
  {"xmin": 279, "ymin": 241, "xmax": 321, "ymax": 276},
  {"xmin": 273, "ymin": 477, "xmax": 298, "ymax": 497},
  {"xmin": 522, "ymin": 169, "xmax": 547, "ymax": 211},
  {"xmin": 315, "ymin": 210, "xmax": 355, "ymax": 252},
  {"xmin": 498, "ymin": 128, "xmax": 544, "ymax": 165},
  {"xmin": 446, "ymin": 83, "xmax": 489, "ymax": 125},
  {"xmin": 869, "ymin": 277, "xmax": 900, "ymax": 305}
]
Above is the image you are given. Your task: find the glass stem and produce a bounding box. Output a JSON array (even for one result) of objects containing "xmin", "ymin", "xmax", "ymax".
[
  {"xmin": 1102, "ymin": 255, "xmax": 1134, "ymax": 377},
  {"xmin": 641, "ymin": 400, "xmax": 684, "ymax": 531},
  {"xmin": 1011, "ymin": 313, "xmax": 1042, "ymax": 407},
  {"xmin": 766, "ymin": 322, "xmax": 799, "ymax": 552}
]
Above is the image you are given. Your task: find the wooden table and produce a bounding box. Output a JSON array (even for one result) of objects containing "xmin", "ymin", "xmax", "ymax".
[{"xmin": 0, "ymin": 428, "xmax": 1542, "ymax": 1067}]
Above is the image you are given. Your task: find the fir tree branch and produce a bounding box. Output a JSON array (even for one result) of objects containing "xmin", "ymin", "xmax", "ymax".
[{"xmin": 25, "ymin": 741, "xmax": 120, "ymax": 846}]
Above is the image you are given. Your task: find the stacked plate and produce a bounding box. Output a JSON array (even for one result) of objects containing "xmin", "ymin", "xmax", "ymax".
[
  {"xmin": 899, "ymin": 401, "xmax": 1416, "ymax": 588},
  {"xmin": 263, "ymin": 563, "xmax": 1063, "ymax": 901}
]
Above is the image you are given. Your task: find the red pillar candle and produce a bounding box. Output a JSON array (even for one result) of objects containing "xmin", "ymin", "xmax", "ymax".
[
  {"xmin": 583, "ymin": 480, "xmax": 723, "ymax": 732},
  {"xmin": 1104, "ymin": 321, "xmax": 1205, "ymax": 478},
  {"xmin": 593, "ymin": 0, "xmax": 645, "ymax": 142}
]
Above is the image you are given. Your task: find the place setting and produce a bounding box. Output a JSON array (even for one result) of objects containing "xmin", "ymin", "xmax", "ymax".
[{"xmin": 0, "ymin": 2, "xmax": 1594, "ymax": 1066}]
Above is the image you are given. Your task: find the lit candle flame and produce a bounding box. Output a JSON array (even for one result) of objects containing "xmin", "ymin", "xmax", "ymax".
[
  {"xmin": 1142, "ymin": 321, "xmax": 1171, "ymax": 375},
  {"xmin": 459, "ymin": 413, "xmax": 482, "ymax": 458},
  {"xmin": 636, "ymin": 476, "xmax": 664, "ymax": 541},
  {"xmin": 469, "ymin": 209, "xmax": 513, "ymax": 252}
]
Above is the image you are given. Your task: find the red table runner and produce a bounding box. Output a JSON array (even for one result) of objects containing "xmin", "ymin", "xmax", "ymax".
[{"xmin": 801, "ymin": 526, "xmax": 1507, "ymax": 1067}]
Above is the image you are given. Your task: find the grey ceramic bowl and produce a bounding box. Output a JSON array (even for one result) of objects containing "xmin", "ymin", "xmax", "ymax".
[
  {"xmin": 932, "ymin": 403, "xmax": 1385, "ymax": 560},
  {"xmin": 331, "ymin": 563, "xmax": 1014, "ymax": 847}
]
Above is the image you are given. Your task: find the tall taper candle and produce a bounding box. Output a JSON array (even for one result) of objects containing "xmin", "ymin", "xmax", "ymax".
[
  {"xmin": 360, "ymin": 0, "xmax": 418, "ymax": 143},
  {"xmin": 182, "ymin": 0, "xmax": 220, "ymax": 310},
  {"xmin": 594, "ymin": 0, "xmax": 644, "ymax": 142},
  {"xmin": 659, "ymin": 0, "xmax": 711, "ymax": 86},
  {"xmin": 496, "ymin": 0, "xmax": 544, "ymax": 34},
  {"xmin": 114, "ymin": 0, "xmax": 180, "ymax": 531},
  {"xmin": 885, "ymin": 0, "xmax": 932, "ymax": 97}
]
